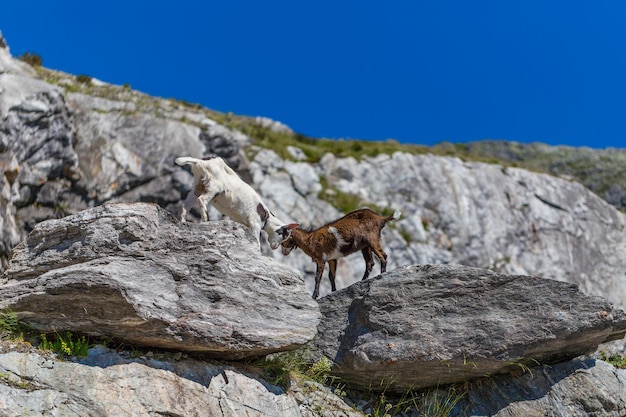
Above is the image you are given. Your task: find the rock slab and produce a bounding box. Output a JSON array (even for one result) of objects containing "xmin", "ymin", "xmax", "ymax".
[
  {"xmin": 0, "ymin": 350, "xmax": 301, "ymax": 417},
  {"xmin": 313, "ymin": 264, "xmax": 626, "ymax": 391},
  {"xmin": 0, "ymin": 202, "xmax": 320, "ymax": 359}
]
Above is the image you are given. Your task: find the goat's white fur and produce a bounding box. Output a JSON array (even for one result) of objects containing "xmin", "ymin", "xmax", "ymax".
[
  {"xmin": 175, "ymin": 156, "xmax": 286, "ymax": 250},
  {"xmin": 326, "ymin": 226, "xmax": 348, "ymax": 260}
]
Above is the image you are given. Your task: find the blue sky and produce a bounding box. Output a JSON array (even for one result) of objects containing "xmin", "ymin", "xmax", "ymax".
[{"xmin": 2, "ymin": 1, "xmax": 625, "ymax": 149}]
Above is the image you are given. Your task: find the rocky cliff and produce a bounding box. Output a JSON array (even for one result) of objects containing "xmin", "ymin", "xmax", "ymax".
[{"xmin": 2, "ymin": 31, "xmax": 626, "ymax": 416}]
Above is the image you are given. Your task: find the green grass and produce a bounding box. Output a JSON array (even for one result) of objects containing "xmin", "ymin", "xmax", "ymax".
[
  {"xmin": 18, "ymin": 51, "xmax": 43, "ymax": 67},
  {"xmin": 0, "ymin": 307, "xmax": 32, "ymax": 343},
  {"xmin": 419, "ymin": 386, "xmax": 467, "ymax": 417},
  {"xmin": 356, "ymin": 383, "xmax": 466, "ymax": 417},
  {"xmin": 40, "ymin": 332, "xmax": 90, "ymax": 357},
  {"xmin": 600, "ymin": 352, "xmax": 626, "ymax": 369},
  {"xmin": 251, "ymin": 349, "xmax": 337, "ymax": 389},
  {"xmin": 0, "ymin": 308, "xmax": 19, "ymax": 336},
  {"xmin": 317, "ymin": 176, "xmax": 396, "ymax": 216}
]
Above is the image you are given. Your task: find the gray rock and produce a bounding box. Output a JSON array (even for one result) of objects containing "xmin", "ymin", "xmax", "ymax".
[
  {"xmin": 67, "ymin": 92, "xmax": 204, "ymax": 203},
  {"xmin": 1, "ymin": 202, "xmax": 319, "ymax": 358},
  {"xmin": 459, "ymin": 359, "xmax": 626, "ymax": 417},
  {"xmin": 0, "ymin": 350, "xmax": 301, "ymax": 417},
  {"xmin": 0, "ymin": 43, "xmax": 82, "ymax": 268},
  {"xmin": 288, "ymin": 376, "xmax": 365, "ymax": 417},
  {"xmin": 254, "ymin": 116, "xmax": 293, "ymax": 134},
  {"xmin": 312, "ymin": 264, "xmax": 626, "ymax": 392}
]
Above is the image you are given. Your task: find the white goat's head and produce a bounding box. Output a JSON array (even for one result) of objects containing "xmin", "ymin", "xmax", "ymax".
[{"xmin": 267, "ymin": 230, "xmax": 283, "ymax": 251}]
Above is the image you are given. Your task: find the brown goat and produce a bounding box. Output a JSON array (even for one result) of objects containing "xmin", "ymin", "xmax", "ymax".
[{"xmin": 277, "ymin": 208, "xmax": 401, "ymax": 299}]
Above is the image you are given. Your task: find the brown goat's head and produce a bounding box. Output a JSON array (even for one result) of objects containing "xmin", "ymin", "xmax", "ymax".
[{"xmin": 276, "ymin": 223, "xmax": 299, "ymax": 256}]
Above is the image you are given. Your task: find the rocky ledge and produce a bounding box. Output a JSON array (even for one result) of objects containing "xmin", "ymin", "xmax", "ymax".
[
  {"xmin": 0, "ymin": 202, "xmax": 320, "ymax": 359},
  {"xmin": 314, "ymin": 264, "xmax": 626, "ymax": 391}
]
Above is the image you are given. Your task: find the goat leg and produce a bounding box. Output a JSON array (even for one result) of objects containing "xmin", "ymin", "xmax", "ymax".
[
  {"xmin": 327, "ymin": 259, "xmax": 338, "ymax": 292},
  {"xmin": 361, "ymin": 247, "xmax": 374, "ymax": 280},
  {"xmin": 181, "ymin": 191, "xmax": 198, "ymax": 222},
  {"xmin": 372, "ymin": 245, "xmax": 388, "ymax": 274},
  {"xmin": 312, "ymin": 260, "xmax": 326, "ymax": 299},
  {"xmin": 196, "ymin": 194, "xmax": 211, "ymax": 222}
]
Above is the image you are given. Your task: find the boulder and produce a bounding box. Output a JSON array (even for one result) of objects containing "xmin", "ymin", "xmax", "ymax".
[
  {"xmin": 312, "ymin": 264, "xmax": 626, "ymax": 391},
  {"xmin": 0, "ymin": 202, "xmax": 320, "ymax": 359}
]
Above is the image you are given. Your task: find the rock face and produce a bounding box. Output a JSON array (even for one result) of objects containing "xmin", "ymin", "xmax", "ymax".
[
  {"xmin": 1, "ymin": 202, "xmax": 320, "ymax": 358},
  {"xmin": 0, "ymin": 38, "xmax": 80, "ymax": 269},
  {"xmin": 458, "ymin": 358, "xmax": 626, "ymax": 417},
  {"xmin": 1, "ymin": 347, "xmax": 625, "ymax": 417},
  {"xmin": 259, "ymin": 151, "xmax": 626, "ymax": 307},
  {"xmin": 0, "ymin": 349, "xmax": 302, "ymax": 417},
  {"xmin": 312, "ymin": 264, "xmax": 626, "ymax": 391}
]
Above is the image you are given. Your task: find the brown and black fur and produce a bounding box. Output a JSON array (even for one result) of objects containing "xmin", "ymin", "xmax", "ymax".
[{"xmin": 278, "ymin": 208, "xmax": 401, "ymax": 299}]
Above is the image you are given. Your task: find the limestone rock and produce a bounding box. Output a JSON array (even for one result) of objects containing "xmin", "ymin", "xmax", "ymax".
[
  {"xmin": 460, "ymin": 359, "xmax": 626, "ymax": 417},
  {"xmin": 0, "ymin": 349, "xmax": 300, "ymax": 417},
  {"xmin": 312, "ymin": 264, "xmax": 626, "ymax": 391},
  {"xmin": 0, "ymin": 44, "xmax": 81, "ymax": 267},
  {"xmin": 288, "ymin": 375, "xmax": 365, "ymax": 417},
  {"xmin": 1, "ymin": 202, "xmax": 319, "ymax": 359}
]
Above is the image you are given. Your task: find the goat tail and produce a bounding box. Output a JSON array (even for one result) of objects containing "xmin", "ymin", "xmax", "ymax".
[
  {"xmin": 175, "ymin": 156, "xmax": 202, "ymax": 167},
  {"xmin": 386, "ymin": 210, "xmax": 402, "ymax": 223}
]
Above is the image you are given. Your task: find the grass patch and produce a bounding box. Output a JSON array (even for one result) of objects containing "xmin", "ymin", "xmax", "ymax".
[
  {"xmin": 40, "ymin": 332, "xmax": 90, "ymax": 357},
  {"xmin": 600, "ymin": 352, "xmax": 626, "ymax": 369},
  {"xmin": 75, "ymin": 74, "xmax": 93, "ymax": 84},
  {"xmin": 222, "ymin": 113, "xmax": 434, "ymax": 163},
  {"xmin": 356, "ymin": 384, "xmax": 466, "ymax": 417},
  {"xmin": 0, "ymin": 307, "xmax": 33, "ymax": 342},
  {"xmin": 317, "ymin": 177, "xmax": 364, "ymax": 214},
  {"xmin": 418, "ymin": 386, "xmax": 467, "ymax": 417},
  {"xmin": 251, "ymin": 349, "xmax": 337, "ymax": 389},
  {"xmin": 18, "ymin": 51, "xmax": 43, "ymax": 67},
  {"xmin": 0, "ymin": 308, "xmax": 19, "ymax": 336},
  {"xmin": 317, "ymin": 176, "xmax": 396, "ymax": 216}
]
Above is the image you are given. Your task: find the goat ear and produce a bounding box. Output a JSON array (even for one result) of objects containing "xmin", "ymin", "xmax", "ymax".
[{"xmin": 276, "ymin": 223, "xmax": 299, "ymax": 236}]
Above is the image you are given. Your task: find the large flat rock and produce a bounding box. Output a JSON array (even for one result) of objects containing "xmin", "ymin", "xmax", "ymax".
[
  {"xmin": 0, "ymin": 202, "xmax": 320, "ymax": 359},
  {"xmin": 313, "ymin": 264, "xmax": 626, "ymax": 391}
]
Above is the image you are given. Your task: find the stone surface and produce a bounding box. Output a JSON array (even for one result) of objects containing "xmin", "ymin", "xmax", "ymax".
[
  {"xmin": 1, "ymin": 202, "xmax": 320, "ymax": 358},
  {"xmin": 0, "ymin": 40, "xmax": 81, "ymax": 269},
  {"xmin": 458, "ymin": 359, "xmax": 626, "ymax": 417},
  {"xmin": 288, "ymin": 376, "xmax": 365, "ymax": 417},
  {"xmin": 312, "ymin": 264, "xmax": 626, "ymax": 391},
  {"xmin": 0, "ymin": 349, "xmax": 301, "ymax": 417},
  {"xmin": 1, "ymin": 344, "xmax": 625, "ymax": 417}
]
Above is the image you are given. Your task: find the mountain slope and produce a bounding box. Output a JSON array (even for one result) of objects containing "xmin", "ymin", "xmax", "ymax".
[{"xmin": 1, "ymin": 32, "xmax": 625, "ymax": 311}]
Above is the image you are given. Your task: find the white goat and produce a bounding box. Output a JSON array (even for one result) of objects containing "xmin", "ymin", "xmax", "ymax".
[{"xmin": 175, "ymin": 155, "xmax": 287, "ymax": 250}]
